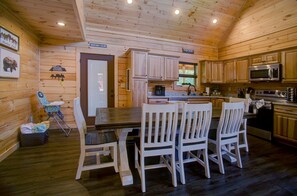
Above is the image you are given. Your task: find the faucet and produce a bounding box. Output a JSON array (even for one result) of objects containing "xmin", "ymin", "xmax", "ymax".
[{"xmin": 187, "ymin": 84, "xmax": 196, "ymax": 95}]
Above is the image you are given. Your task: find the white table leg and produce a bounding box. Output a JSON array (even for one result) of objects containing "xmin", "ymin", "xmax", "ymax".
[{"xmin": 116, "ymin": 128, "xmax": 133, "ymax": 186}]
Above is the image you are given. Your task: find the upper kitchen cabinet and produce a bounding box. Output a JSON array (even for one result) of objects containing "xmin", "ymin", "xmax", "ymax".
[
  {"xmin": 164, "ymin": 56, "xmax": 179, "ymax": 81},
  {"xmin": 211, "ymin": 61, "xmax": 224, "ymax": 83},
  {"xmin": 224, "ymin": 60, "xmax": 236, "ymax": 83},
  {"xmin": 201, "ymin": 61, "xmax": 212, "ymax": 83},
  {"xmin": 127, "ymin": 49, "xmax": 149, "ymax": 79},
  {"xmin": 148, "ymin": 54, "xmax": 164, "ymax": 80},
  {"xmin": 200, "ymin": 60, "xmax": 223, "ymax": 83},
  {"xmin": 282, "ymin": 49, "xmax": 297, "ymax": 83},
  {"xmin": 250, "ymin": 52, "xmax": 280, "ymax": 65},
  {"xmin": 235, "ymin": 58, "xmax": 249, "ymax": 83}
]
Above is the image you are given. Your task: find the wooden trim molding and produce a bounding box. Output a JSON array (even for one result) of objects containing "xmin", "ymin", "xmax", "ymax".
[{"xmin": 0, "ymin": 142, "xmax": 19, "ymax": 162}]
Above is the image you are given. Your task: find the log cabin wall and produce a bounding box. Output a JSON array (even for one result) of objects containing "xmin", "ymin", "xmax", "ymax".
[
  {"xmin": 219, "ymin": 0, "xmax": 297, "ymax": 60},
  {"xmin": 0, "ymin": 4, "xmax": 39, "ymax": 160},
  {"xmin": 39, "ymin": 33, "xmax": 218, "ymax": 127}
]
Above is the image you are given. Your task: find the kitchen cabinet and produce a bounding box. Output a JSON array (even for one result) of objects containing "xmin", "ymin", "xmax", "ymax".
[
  {"xmin": 148, "ymin": 55, "xmax": 164, "ymax": 80},
  {"xmin": 211, "ymin": 61, "xmax": 224, "ymax": 83},
  {"xmin": 200, "ymin": 60, "xmax": 223, "ymax": 83},
  {"xmin": 147, "ymin": 55, "xmax": 179, "ymax": 81},
  {"xmin": 211, "ymin": 98, "xmax": 224, "ymax": 109},
  {"xmin": 224, "ymin": 60, "xmax": 236, "ymax": 83},
  {"xmin": 281, "ymin": 49, "xmax": 297, "ymax": 83},
  {"xmin": 147, "ymin": 98, "xmax": 168, "ymax": 104},
  {"xmin": 164, "ymin": 57, "xmax": 179, "ymax": 81},
  {"xmin": 128, "ymin": 79, "xmax": 148, "ymax": 107},
  {"xmin": 235, "ymin": 58, "xmax": 249, "ymax": 83},
  {"xmin": 250, "ymin": 52, "xmax": 280, "ymax": 65},
  {"xmin": 127, "ymin": 49, "xmax": 149, "ymax": 79},
  {"xmin": 273, "ymin": 104, "xmax": 297, "ymax": 147}
]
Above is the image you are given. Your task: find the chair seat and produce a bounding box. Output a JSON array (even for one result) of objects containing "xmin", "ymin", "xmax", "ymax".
[
  {"xmin": 134, "ymin": 136, "xmax": 172, "ymax": 150},
  {"xmin": 85, "ymin": 131, "xmax": 117, "ymax": 145}
]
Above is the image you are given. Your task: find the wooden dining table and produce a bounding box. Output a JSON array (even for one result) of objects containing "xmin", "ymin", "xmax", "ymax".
[{"xmin": 95, "ymin": 107, "xmax": 255, "ymax": 186}]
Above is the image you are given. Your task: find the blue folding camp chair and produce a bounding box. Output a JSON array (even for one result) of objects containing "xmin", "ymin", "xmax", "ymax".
[{"xmin": 36, "ymin": 91, "xmax": 71, "ymax": 136}]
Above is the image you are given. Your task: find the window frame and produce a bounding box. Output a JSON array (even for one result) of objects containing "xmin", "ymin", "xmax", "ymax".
[{"xmin": 174, "ymin": 62, "xmax": 198, "ymax": 91}]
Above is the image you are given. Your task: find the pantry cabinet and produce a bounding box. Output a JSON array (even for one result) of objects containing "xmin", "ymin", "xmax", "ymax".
[
  {"xmin": 273, "ymin": 104, "xmax": 297, "ymax": 147},
  {"xmin": 127, "ymin": 49, "xmax": 149, "ymax": 79},
  {"xmin": 250, "ymin": 52, "xmax": 280, "ymax": 65},
  {"xmin": 281, "ymin": 49, "xmax": 297, "ymax": 83},
  {"xmin": 127, "ymin": 79, "xmax": 148, "ymax": 107}
]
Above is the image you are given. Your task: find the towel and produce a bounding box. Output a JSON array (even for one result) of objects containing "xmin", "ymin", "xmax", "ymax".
[{"xmin": 256, "ymin": 99, "xmax": 265, "ymax": 109}]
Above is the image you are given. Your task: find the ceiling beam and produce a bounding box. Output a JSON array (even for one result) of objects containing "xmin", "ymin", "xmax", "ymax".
[{"xmin": 72, "ymin": 0, "xmax": 86, "ymax": 41}]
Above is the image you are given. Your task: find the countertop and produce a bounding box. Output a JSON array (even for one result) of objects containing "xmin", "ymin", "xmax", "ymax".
[{"xmin": 147, "ymin": 95, "xmax": 229, "ymax": 99}]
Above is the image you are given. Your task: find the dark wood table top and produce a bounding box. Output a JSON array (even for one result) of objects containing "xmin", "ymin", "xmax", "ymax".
[{"xmin": 95, "ymin": 107, "xmax": 255, "ymax": 130}]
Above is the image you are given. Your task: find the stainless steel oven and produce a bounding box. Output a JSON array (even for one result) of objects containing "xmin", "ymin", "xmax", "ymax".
[
  {"xmin": 247, "ymin": 90, "xmax": 286, "ymax": 141},
  {"xmin": 249, "ymin": 64, "xmax": 281, "ymax": 81}
]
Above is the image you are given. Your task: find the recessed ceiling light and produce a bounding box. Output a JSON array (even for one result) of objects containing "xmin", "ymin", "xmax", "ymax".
[
  {"xmin": 175, "ymin": 9, "xmax": 180, "ymax": 15},
  {"xmin": 212, "ymin": 19, "xmax": 218, "ymax": 24},
  {"xmin": 127, "ymin": 0, "xmax": 133, "ymax": 4},
  {"xmin": 57, "ymin": 22, "xmax": 65, "ymax": 26}
]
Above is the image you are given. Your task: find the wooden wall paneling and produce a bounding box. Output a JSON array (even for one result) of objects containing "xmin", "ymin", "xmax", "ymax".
[{"xmin": 0, "ymin": 3, "xmax": 39, "ymax": 159}]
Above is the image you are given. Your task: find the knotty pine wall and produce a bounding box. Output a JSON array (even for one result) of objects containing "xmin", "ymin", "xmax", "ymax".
[
  {"xmin": 38, "ymin": 33, "xmax": 218, "ymax": 128},
  {"xmin": 0, "ymin": 5, "xmax": 39, "ymax": 160},
  {"xmin": 219, "ymin": 0, "xmax": 297, "ymax": 60}
]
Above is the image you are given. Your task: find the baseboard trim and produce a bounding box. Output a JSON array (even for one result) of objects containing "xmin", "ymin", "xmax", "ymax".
[{"xmin": 0, "ymin": 142, "xmax": 19, "ymax": 162}]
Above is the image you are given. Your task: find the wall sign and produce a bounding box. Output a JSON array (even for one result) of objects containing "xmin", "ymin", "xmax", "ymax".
[
  {"xmin": 0, "ymin": 26, "xmax": 19, "ymax": 51},
  {"xmin": 182, "ymin": 48, "xmax": 194, "ymax": 54},
  {"xmin": 88, "ymin": 42, "xmax": 107, "ymax": 48}
]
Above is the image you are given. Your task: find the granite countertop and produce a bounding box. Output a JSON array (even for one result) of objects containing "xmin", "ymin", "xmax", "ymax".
[{"xmin": 272, "ymin": 101, "xmax": 297, "ymax": 107}]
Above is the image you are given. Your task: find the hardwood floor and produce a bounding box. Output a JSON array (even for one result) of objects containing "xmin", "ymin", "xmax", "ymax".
[{"xmin": 0, "ymin": 129, "xmax": 296, "ymax": 195}]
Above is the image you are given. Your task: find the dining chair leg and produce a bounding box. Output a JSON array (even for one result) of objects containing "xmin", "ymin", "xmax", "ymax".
[
  {"xmin": 235, "ymin": 143, "xmax": 243, "ymax": 168},
  {"xmin": 75, "ymin": 150, "xmax": 85, "ymax": 180},
  {"xmin": 217, "ymin": 145, "xmax": 225, "ymax": 174},
  {"xmin": 140, "ymin": 156, "xmax": 146, "ymax": 192},
  {"xmin": 171, "ymin": 153, "xmax": 177, "ymax": 187},
  {"xmin": 134, "ymin": 144, "xmax": 138, "ymax": 169},
  {"xmin": 243, "ymin": 131, "xmax": 249, "ymax": 152},
  {"xmin": 113, "ymin": 144, "xmax": 119, "ymax": 173},
  {"xmin": 203, "ymin": 149, "xmax": 211, "ymax": 178},
  {"xmin": 178, "ymin": 150, "xmax": 186, "ymax": 184}
]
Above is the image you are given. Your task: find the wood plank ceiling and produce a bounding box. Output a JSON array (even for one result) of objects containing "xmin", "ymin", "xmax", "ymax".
[{"xmin": 2, "ymin": 0, "xmax": 249, "ymax": 46}]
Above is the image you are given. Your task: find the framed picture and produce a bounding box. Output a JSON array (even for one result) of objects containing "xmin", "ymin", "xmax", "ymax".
[
  {"xmin": 0, "ymin": 26, "xmax": 19, "ymax": 51},
  {"xmin": 0, "ymin": 48, "xmax": 20, "ymax": 78}
]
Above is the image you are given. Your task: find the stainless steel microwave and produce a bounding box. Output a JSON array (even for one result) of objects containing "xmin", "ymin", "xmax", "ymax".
[{"xmin": 249, "ymin": 64, "xmax": 281, "ymax": 81}]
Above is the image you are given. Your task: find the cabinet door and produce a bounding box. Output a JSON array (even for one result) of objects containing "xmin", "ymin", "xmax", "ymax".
[
  {"xmin": 132, "ymin": 51, "xmax": 148, "ymax": 78},
  {"xmin": 132, "ymin": 79, "xmax": 148, "ymax": 107},
  {"xmin": 235, "ymin": 58, "xmax": 249, "ymax": 83},
  {"xmin": 250, "ymin": 55, "xmax": 264, "ymax": 65},
  {"xmin": 148, "ymin": 55, "xmax": 164, "ymax": 80},
  {"xmin": 201, "ymin": 61, "xmax": 212, "ymax": 83},
  {"xmin": 265, "ymin": 52, "xmax": 280, "ymax": 64},
  {"xmin": 211, "ymin": 61, "xmax": 224, "ymax": 83},
  {"xmin": 273, "ymin": 105, "xmax": 297, "ymax": 147},
  {"xmin": 282, "ymin": 49, "xmax": 297, "ymax": 82},
  {"xmin": 164, "ymin": 57, "xmax": 179, "ymax": 80},
  {"xmin": 224, "ymin": 60, "xmax": 235, "ymax": 83}
]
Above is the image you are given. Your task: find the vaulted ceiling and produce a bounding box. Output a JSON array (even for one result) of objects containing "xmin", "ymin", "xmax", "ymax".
[{"xmin": 1, "ymin": 0, "xmax": 249, "ymax": 46}]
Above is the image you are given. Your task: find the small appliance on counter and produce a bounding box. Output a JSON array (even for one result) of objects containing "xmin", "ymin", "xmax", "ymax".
[
  {"xmin": 155, "ymin": 85, "xmax": 165, "ymax": 96},
  {"xmin": 287, "ymin": 87, "xmax": 297, "ymax": 103}
]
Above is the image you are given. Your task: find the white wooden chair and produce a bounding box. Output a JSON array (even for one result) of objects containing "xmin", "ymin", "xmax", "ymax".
[
  {"xmin": 229, "ymin": 97, "xmax": 249, "ymax": 152},
  {"xmin": 208, "ymin": 102, "xmax": 245, "ymax": 174},
  {"xmin": 73, "ymin": 97, "xmax": 118, "ymax": 180},
  {"xmin": 135, "ymin": 103, "xmax": 179, "ymax": 192},
  {"xmin": 176, "ymin": 103, "xmax": 212, "ymax": 184}
]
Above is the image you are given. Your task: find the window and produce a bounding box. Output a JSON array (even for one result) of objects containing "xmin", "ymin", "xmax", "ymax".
[{"xmin": 176, "ymin": 62, "xmax": 197, "ymax": 86}]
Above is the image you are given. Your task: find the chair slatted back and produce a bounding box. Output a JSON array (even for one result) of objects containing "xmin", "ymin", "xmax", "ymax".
[
  {"xmin": 179, "ymin": 103, "xmax": 212, "ymax": 144},
  {"xmin": 73, "ymin": 98, "xmax": 88, "ymax": 140},
  {"xmin": 229, "ymin": 97, "xmax": 249, "ymax": 112},
  {"xmin": 141, "ymin": 103, "xmax": 178, "ymax": 149},
  {"xmin": 217, "ymin": 102, "xmax": 244, "ymax": 139}
]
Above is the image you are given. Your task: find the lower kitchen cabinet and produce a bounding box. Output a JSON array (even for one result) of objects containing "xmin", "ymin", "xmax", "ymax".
[
  {"xmin": 147, "ymin": 98, "xmax": 168, "ymax": 104},
  {"xmin": 128, "ymin": 79, "xmax": 148, "ymax": 107},
  {"xmin": 273, "ymin": 104, "xmax": 297, "ymax": 147}
]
